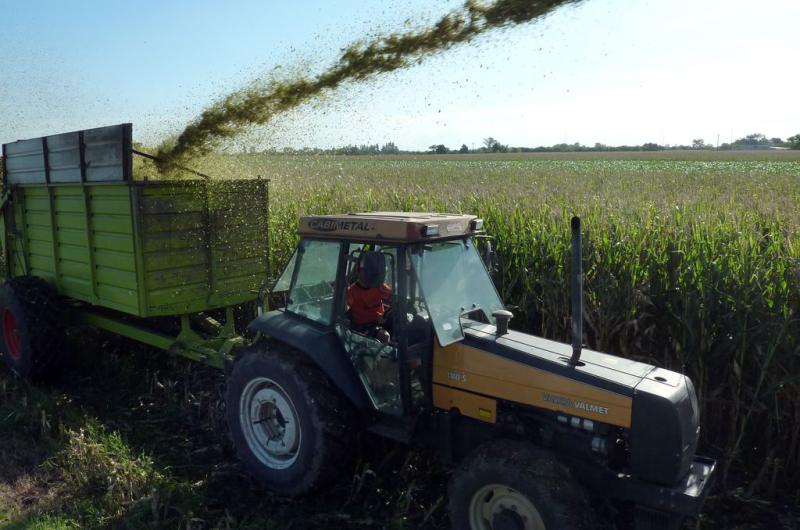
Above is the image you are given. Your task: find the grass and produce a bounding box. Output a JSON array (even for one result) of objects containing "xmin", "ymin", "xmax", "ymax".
[{"xmin": 2, "ymin": 151, "xmax": 800, "ymax": 528}]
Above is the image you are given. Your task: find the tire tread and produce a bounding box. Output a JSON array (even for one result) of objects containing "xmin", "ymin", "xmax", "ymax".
[{"xmin": 448, "ymin": 438, "xmax": 594, "ymax": 529}]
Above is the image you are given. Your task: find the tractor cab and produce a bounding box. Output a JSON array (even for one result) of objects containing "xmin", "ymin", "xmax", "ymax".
[{"xmin": 269, "ymin": 212, "xmax": 497, "ymax": 415}]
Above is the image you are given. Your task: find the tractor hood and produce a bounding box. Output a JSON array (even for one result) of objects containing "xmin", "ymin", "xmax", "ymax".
[{"xmin": 436, "ymin": 322, "xmax": 701, "ymax": 485}]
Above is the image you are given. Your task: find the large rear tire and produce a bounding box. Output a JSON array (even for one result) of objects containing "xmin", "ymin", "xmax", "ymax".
[
  {"xmin": 448, "ymin": 439, "xmax": 594, "ymax": 530},
  {"xmin": 0, "ymin": 276, "xmax": 65, "ymax": 379},
  {"xmin": 225, "ymin": 342, "xmax": 355, "ymax": 496}
]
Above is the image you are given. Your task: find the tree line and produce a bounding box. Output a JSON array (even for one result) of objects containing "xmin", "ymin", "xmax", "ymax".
[{"xmin": 257, "ymin": 133, "xmax": 800, "ymax": 156}]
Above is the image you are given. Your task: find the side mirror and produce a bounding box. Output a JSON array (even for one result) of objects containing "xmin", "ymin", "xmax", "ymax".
[
  {"xmin": 256, "ymin": 281, "xmax": 271, "ymax": 316},
  {"xmin": 482, "ymin": 239, "xmax": 499, "ymax": 272},
  {"xmin": 476, "ymin": 236, "xmax": 501, "ymax": 286},
  {"xmin": 493, "ymin": 309, "xmax": 514, "ymax": 336}
]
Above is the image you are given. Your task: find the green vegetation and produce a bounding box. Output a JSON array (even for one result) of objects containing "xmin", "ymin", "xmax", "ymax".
[
  {"xmin": 216, "ymin": 152, "xmax": 800, "ymax": 501},
  {"xmin": 158, "ymin": 151, "xmax": 800, "ymax": 507},
  {"xmin": 1, "ymin": 152, "xmax": 799, "ymax": 528}
]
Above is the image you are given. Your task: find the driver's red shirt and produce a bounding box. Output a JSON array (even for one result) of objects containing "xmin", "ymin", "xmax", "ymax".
[{"xmin": 347, "ymin": 282, "xmax": 392, "ymax": 325}]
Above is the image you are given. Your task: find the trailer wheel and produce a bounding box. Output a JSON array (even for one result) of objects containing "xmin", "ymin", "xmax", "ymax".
[
  {"xmin": 449, "ymin": 439, "xmax": 594, "ymax": 530},
  {"xmin": 0, "ymin": 276, "xmax": 64, "ymax": 379},
  {"xmin": 226, "ymin": 342, "xmax": 355, "ymax": 496}
]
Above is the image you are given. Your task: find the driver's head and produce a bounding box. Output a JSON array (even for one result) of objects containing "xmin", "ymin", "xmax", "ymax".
[{"xmin": 358, "ymin": 251, "xmax": 386, "ymax": 288}]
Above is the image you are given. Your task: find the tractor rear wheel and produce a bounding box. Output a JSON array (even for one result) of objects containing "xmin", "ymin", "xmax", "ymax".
[
  {"xmin": 448, "ymin": 439, "xmax": 594, "ymax": 530},
  {"xmin": 225, "ymin": 341, "xmax": 355, "ymax": 496},
  {"xmin": 0, "ymin": 276, "xmax": 65, "ymax": 379}
]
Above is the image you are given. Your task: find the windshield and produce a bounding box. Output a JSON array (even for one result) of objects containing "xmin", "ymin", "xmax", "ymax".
[{"xmin": 411, "ymin": 239, "xmax": 504, "ymax": 346}]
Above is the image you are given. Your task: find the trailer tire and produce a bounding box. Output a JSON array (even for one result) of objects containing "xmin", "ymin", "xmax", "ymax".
[
  {"xmin": 449, "ymin": 439, "xmax": 594, "ymax": 530},
  {"xmin": 226, "ymin": 341, "xmax": 355, "ymax": 496},
  {"xmin": 0, "ymin": 276, "xmax": 65, "ymax": 379}
]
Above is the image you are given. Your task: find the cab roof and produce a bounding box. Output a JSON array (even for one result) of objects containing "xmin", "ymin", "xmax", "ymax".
[{"xmin": 298, "ymin": 212, "xmax": 482, "ymax": 242}]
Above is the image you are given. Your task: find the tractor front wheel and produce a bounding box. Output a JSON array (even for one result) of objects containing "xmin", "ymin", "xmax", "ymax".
[
  {"xmin": 449, "ymin": 439, "xmax": 594, "ymax": 530},
  {"xmin": 0, "ymin": 276, "xmax": 64, "ymax": 379},
  {"xmin": 225, "ymin": 342, "xmax": 355, "ymax": 496}
]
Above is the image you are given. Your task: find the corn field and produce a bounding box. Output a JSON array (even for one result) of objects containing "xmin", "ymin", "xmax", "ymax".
[
  {"xmin": 11, "ymin": 151, "xmax": 800, "ymax": 501},
  {"xmin": 201, "ymin": 153, "xmax": 800, "ymax": 501}
]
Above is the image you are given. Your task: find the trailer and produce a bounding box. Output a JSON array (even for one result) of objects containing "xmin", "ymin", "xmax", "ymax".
[{"xmin": 0, "ymin": 123, "xmax": 269, "ymax": 376}]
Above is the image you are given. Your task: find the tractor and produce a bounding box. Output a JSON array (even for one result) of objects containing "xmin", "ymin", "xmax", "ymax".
[{"xmin": 235, "ymin": 212, "xmax": 715, "ymax": 530}]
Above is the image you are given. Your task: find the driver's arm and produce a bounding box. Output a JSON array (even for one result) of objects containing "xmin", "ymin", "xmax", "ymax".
[
  {"xmin": 379, "ymin": 282, "xmax": 392, "ymax": 307},
  {"xmin": 346, "ymin": 283, "xmax": 356, "ymax": 313}
]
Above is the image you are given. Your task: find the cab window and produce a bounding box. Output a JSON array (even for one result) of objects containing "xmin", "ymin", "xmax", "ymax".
[
  {"xmin": 286, "ymin": 239, "xmax": 341, "ymax": 325},
  {"xmin": 272, "ymin": 249, "xmax": 297, "ymax": 293}
]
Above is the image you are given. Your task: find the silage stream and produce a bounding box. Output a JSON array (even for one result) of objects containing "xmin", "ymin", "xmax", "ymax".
[{"xmin": 154, "ymin": 0, "xmax": 580, "ymax": 171}]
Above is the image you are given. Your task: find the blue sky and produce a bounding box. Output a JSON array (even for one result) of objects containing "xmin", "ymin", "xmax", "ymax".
[{"xmin": 2, "ymin": 0, "xmax": 798, "ymax": 150}]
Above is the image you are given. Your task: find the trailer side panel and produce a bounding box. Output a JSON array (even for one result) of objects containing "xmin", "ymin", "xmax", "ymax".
[{"xmin": 11, "ymin": 183, "xmax": 141, "ymax": 314}]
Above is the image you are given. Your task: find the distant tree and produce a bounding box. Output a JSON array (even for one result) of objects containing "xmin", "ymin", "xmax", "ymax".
[
  {"xmin": 692, "ymin": 138, "xmax": 706, "ymax": 149},
  {"xmin": 733, "ymin": 133, "xmax": 769, "ymax": 146},
  {"xmin": 429, "ymin": 144, "xmax": 449, "ymax": 154},
  {"xmin": 482, "ymin": 137, "xmax": 508, "ymax": 153},
  {"xmin": 593, "ymin": 142, "xmax": 607, "ymax": 151},
  {"xmin": 459, "ymin": 143, "xmax": 470, "ymax": 153},
  {"xmin": 380, "ymin": 141, "xmax": 399, "ymax": 154},
  {"xmin": 788, "ymin": 134, "xmax": 800, "ymax": 149},
  {"xmin": 642, "ymin": 142, "xmax": 662, "ymax": 151},
  {"xmin": 770, "ymin": 137, "xmax": 784, "ymax": 146}
]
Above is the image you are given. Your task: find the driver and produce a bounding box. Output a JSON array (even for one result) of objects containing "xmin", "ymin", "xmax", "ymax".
[{"xmin": 347, "ymin": 252, "xmax": 392, "ymax": 343}]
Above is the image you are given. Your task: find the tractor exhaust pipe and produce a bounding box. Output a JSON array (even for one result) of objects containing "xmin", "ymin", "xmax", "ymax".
[{"xmin": 569, "ymin": 216, "xmax": 583, "ymax": 366}]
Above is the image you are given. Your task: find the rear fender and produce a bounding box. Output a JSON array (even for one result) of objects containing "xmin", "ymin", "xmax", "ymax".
[{"xmin": 246, "ymin": 310, "xmax": 370, "ymax": 410}]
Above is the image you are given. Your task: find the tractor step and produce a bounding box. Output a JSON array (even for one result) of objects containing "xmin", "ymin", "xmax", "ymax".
[{"xmin": 366, "ymin": 416, "xmax": 416, "ymax": 444}]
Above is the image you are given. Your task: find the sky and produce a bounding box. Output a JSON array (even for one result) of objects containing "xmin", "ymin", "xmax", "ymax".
[{"xmin": 1, "ymin": 0, "xmax": 799, "ymax": 151}]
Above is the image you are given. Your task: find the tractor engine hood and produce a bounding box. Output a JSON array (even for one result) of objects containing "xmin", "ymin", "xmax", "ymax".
[{"xmin": 448, "ymin": 323, "xmax": 701, "ymax": 486}]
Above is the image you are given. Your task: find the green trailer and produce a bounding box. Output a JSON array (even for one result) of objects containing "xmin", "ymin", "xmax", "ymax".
[{"xmin": 0, "ymin": 123, "xmax": 269, "ymax": 375}]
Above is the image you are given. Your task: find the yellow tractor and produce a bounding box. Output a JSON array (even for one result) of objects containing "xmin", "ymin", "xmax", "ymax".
[{"xmin": 227, "ymin": 212, "xmax": 715, "ymax": 530}]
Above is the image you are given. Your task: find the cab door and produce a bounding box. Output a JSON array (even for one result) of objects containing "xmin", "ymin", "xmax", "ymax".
[
  {"xmin": 334, "ymin": 243, "xmax": 404, "ymax": 414},
  {"xmin": 334, "ymin": 243, "xmax": 435, "ymax": 416}
]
